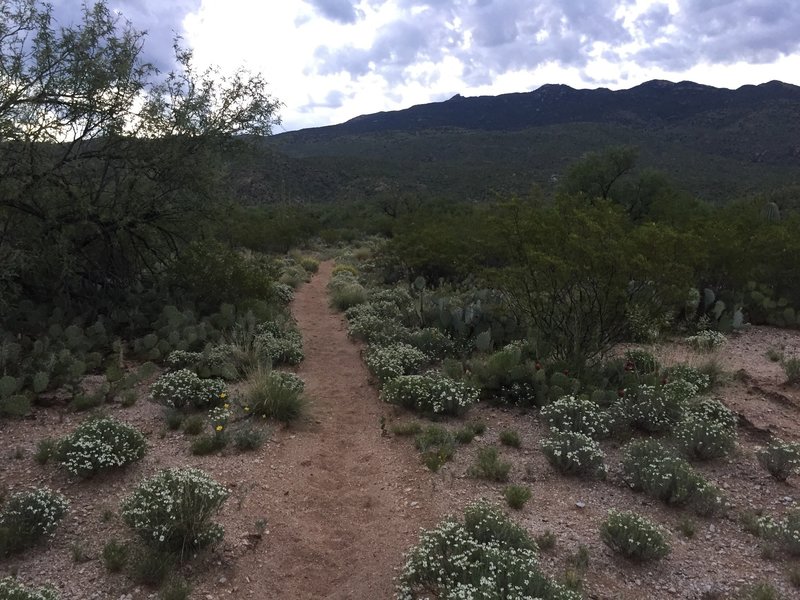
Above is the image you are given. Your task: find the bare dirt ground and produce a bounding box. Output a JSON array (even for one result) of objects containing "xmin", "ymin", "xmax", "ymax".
[{"xmin": 3, "ymin": 263, "xmax": 800, "ymax": 599}]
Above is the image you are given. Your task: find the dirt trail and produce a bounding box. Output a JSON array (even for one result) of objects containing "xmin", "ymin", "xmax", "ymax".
[{"xmin": 229, "ymin": 261, "xmax": 442, "ymax": 599}]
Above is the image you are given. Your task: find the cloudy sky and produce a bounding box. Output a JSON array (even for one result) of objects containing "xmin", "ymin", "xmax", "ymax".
[{"xmin": 54, "ymin": 1, "xmax": 800, "ymax": 131}]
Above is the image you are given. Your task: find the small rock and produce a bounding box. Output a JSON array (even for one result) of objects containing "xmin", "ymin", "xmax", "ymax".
[{"xmin": 575, "ymin": 501, "xmax": 586, "ymax": 509}]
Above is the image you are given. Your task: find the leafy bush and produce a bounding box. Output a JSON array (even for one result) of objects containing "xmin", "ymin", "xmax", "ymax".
[
  {"xmin": 253, "ymin": 324, "xmax": 304, "ymax": 366},
  {"xmin": 34, "ymin": 439, "xmax": 56, "ymax": 465},
  {"xmin": 540, "ymin": 430, "xmax": 606, "ymax": 479},
  {"xmin": 499, "ymin": 429, "xmax": 521, "ymax": 448},
  {"xmin": 128, "ymin": 546, "xmax": 174, "ymax": 586},
  {"xmin": 382, "ymin": 374, "xmax": 479, "ymax": 415},
  {"xmin": 540, "ymin": 395, "xmax": 609, "ymax": 439},
  {"xmin": 55, "ymin": 417, "xmax": 147, "ymax": 477},
  {"xmin": 686, "ymin": 330, "xmax": 727, "ymax": 352},
  {"xmin": 600, "ymin": 509, "xmax": 670, "ymax": 561},
  {"xmin": 242, "ymin": 367, "xmax": 306, "ymax": 423},
  {"xmin": 391, "ymin": 421, "xmax": 423, "ymax": 436},
  {"xmin": 504, "ymin": 485, "xmax": 531, "ymax": 509},
  {"xmin": 121, "ymin": 468, "xmax": 229, "ymax": 556},
  {"xmin": 165, "ymin": 350, "xmax": 202, "ymax": 371},
  {"xmin": 674, "ymin": 399, "xmax": 737, "ymax": 460},
  {"xmin": 626, "ymin": 382, "xmax": 695, "ymax": 433},
  {"xmin": 234, "ymin": 426, "xmax": 268, "ymax": 451},
  {"xmin": 102, "ymin": 539, "xmax": 129, "ymax": 572},
  {"xmin": 346, "ymin": 310, "xmax": 410, "ymax": 345},
  {"xmin": 758, "ymin": 509, "xmax": 800, "ymax": 556},
  {"xmin": 621, "ymin": 439, "xmax": 725, "ymax": 515},
  {"xmin": 330, "ymin": 284, "xmax": 367, "ymax": 310},
  {"xmin": 160, "ymin": 576, "xmax": 191, "ymax": 600},
  {"xmin": 397, "ymin": 500, "xmax": 579, "ymax": 600},
  {"xmin": 783, "ymin": 356, "xmax": 800, "ymax": 385},
  {"xmin": 406, "ymin": 328, "xmax": 455, "ymax": 360},
  {"xmin": 0, "ymin": 488, "xmax": 69, "ymax": 556},
  {"xmin": 364, "ymin": 342, "xmax": 427, "ymax": 383},
  {"xmin": 299, "ymin": 257, "xmax": 319, "ymax": 273},
  {"xmin": 662, "ymin": 364, "xmax": 712, "ymax": 393},
  {"xmin": 468, "ymin": 447, "xmax": 511, "ymax": 482},
  {"xmin": 0, "ymin": 578, "xmax": 58, "ymax": 600},
  {"xmin": 757, "ymin": 438, "xmax": 800, "ymax": 481},
  {"xmin": 190, "ymin": 433, "xmax": 228, "ymax": 455},
  {"xmin": 624, "ymin": 349, "xmax": 659, "ymax": 374},
  {"xmin": 150, "ymin": 369, "xmax": 226, "ymax": 411},
  {"xmin": 182, "ymin": 414, "xmax": 204, "ymax": 435},
  {"xmin": 414, "ymin": 426, "xmax": 456, "ymax": 472}
]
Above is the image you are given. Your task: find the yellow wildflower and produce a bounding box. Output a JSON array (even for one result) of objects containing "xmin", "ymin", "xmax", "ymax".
[
  {"xmin": 215, "ymin": 425, "xmax": 223, "ymax": 432},
  {"xmin": 244, "ymin": 406, "xmax": 250, "ymax": 412},
  {"xmin": 223, "ymin": 403, "xmax": 230, "ymax": 409}
]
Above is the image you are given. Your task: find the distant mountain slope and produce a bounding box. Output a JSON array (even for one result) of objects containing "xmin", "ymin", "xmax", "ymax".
[{"xmin": 237, "ymin": 80, "xmax": 800, "ymax": 205}]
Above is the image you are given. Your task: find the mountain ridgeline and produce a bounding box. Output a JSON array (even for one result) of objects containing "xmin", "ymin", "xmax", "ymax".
[{"xmin": 238, "ymin": 80, "xmax": 800, "ymax": 205}]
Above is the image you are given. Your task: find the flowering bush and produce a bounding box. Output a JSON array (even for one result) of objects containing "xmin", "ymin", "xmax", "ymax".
[
  {"xmin": 407, "ymin": 328, "xmax": 455, "ymax": 360},
  {"xmin": 121, "ymin": 468, "xmax": 229, "ymax": 556},
  {"xmin": 208, "ymin": 405, "xmax": 231, "ymax": 433},
  {"xmin": 0, "ymin": 578, "xmax": 59, "ymax": 600},
  {"xmin": 626, "ymin": 382, "xmax": 694, "ymax": 433},
  {"xmin": 253, "ymin": 329, "xmax": 304, "ymax": 366},
  {"xmin": 272, "ymin": 282, "xmax": 294, "ymax": 305},
  {"xmin": 150, "ymin": 369, "xmax": 226, "ymax": 410},
  {"xmin": 364, "ymin": 343, "xmax": 427, "ymax": 383},
  {"xmin": 165, "ymin": 350, "xmax": 202, "ymax": 371},
  {"xmin": 540, "ymin": 395, "xmax": 609, "ymax": 439},
  {"xmin": 243, "ymin": 368, "xmax": 306, "ymax": 423},
  {"xmin": 686, "ymin": 330, "xmax": 727, "ymax": 352},
  {"xmin": 600, "ymin": 510, "xmax": 670, "ymax": 561},
  {"xmin": 382, "ymin": 375, "xmax": 479, "ymax": 415},
  {"xmin": 414, "ymin": 425, "xmax": 456, "ymax": 471},
  {"xmin": 347, "ymin": 312, "xmax": 410, "ymax": 345},
  {"xmin": 662, "ymin": 364, "xmax": 711, "ymax": 393},
  {"xmin": 540, "ymin": 429, "xmax": 606, "ymax": 479},
  {"xmin": 622, "ymin": 439, "xmax": 725, "ymax": 515},
  {"xmin": 674, "ymin": 399, "xmax": 737, "ymax": 460},
  {"xmin": 396, "ymin": 500, "xmax": 579, "ymax": 600},
  {"xmin": 624, "ymin": 349, "xmax": 660, "ymax": 374},
  {"xmin": 55, "ymin": 417, "xmax": 147, "ymax": 477},
  {"xmin": 758, "ymin": 509, "xmax": 800, "ymax": 555},
  {"xmin": 757, "ymin": 438, "xmax": 800, "ymax": 481},
  {"xmin": 0, "ymin": 488, "xmax": 69, "ymax": 556}
]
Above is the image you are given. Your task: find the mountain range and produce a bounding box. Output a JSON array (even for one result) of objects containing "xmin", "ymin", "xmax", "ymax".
[{"xmin": 235, "ymin": 80, "xmax": 800, "ymax": 205}]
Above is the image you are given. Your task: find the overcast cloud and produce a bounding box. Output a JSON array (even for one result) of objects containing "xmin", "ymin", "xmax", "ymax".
[{"xmin": 47, "ymin": 1, "xmax": 800, "ymax": 129}]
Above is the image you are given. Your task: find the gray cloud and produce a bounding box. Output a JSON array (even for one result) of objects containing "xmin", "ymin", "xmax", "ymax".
[
  {"xmin": 299, "ymin": 89, "xmax": 350, "ymax": 113},
  {"xmin": 305, "ymin": 0, "xmax": 360, "ymax": 23}
]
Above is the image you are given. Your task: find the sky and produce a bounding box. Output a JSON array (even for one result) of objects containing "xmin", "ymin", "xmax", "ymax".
[{"xmin": 51, "ymin": 1, "xmax": 800, "ymax": 131}]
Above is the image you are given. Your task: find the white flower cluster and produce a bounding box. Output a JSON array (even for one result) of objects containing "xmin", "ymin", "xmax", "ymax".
[
  {"xmin": 663, "ymin": 364, "xmax": 711, "ymax": 393},
  {"xmin": 540, "ymin": 429, "xmax": 607, "ymax": 479},
  {"xmin": 254, "ymin": 330, "xmax": 304, "ymax": 366},
  {"xmin": 674, "ymin": 398, "xmax": 737, "ymax": 460},
  {"xmin": 150, "ymin": 369, "xmax": 226, "ymax": 410},
  {"xmin": 268, "ymin": 370, "xmax": 305, "ymax": 394},
  {"xmin": 365, "ymin": 342, "xmax": 427, "ymax": 383},
  {"xmin": 208, "ymin": 405, "xmax": 231, "ymax": 431},
  {"xmin": 165, "ymin": 350, "xmax": 202, "ymax": 371},
  {"xmin": 757, "ymin": 509, "xmax": 800, "ymax": 556},
  {"xmin": 686, "ymin": 330, "xmax": 727, "ymax": 352},
  {"xmin": 757, "ymin": 438, "xmax": 800, "ymax": 481},
  {"xmin": 627, "ymin": 382, "xmax": 694, "ymax": 433},
  {"xmin": 600, "ymin": 509, "xmax": 670, "ymax": 561},
  {"xmin": 0, "ymin": 577, "xmax": 59, "ymax": 600},
  {"xmin": 56, "ymin": 417, "xmax": 147, "ymax": 477},
  {"xmin": 0, "ymin": 487, "xmax": 69, "ymax": 540},
  {"xmin": 382, "ymin": 375, "xmax": 479, "ymax": 415},
  {"xmin": 121, "ymin": 467, "xmax": 229, "ymax": 553},
  {"xmin": 272, "ymin": 282, "xmax": 294, "ymax": 305},
  {"xmin": 396, "ymin": 501, "xmax": 579, "ymax": 600},
  {"xmin": 540, "ymin": 395, "xmax": 609, "ymax": 439}
]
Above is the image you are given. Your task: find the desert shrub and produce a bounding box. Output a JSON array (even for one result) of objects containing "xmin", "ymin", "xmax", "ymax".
[
  {"xmin": 150, "ymin": 369, "xmax": 226, "ymax": 411},
  {"xmin": 190, "ymin": 433, "xmax": 228, "ymax": 455},
  {"xmin": 624, "ymin": 349, "xmax": 659, "ymax": 374},
  {"xmin": 347, "ymin": 313, "xmax": 410, "ymax": 345},
  {"xmin": 55, "ymin": 417, "xmax": 146, "ymax": 478},
  {"xmin": 621, "ymin": 439, "xmax": 725, "ymax": 515},
  {"xmin": 626, "ymin": 381, "xmax": 695, "ymax": 433},
  {"xmin": 783, "ymin": 356, "xmax": 800, "ymax": 385},
  {"xmin": 455, "ymin": 426, "xmax": 477, "ymax": 444},
  {"xmin": 414, "ymin": 425, "xmax": 456, "ymax": 471},
  {"xmin": 279, "ymin": 264, "xmax": 309, "ymax": 288},
  {"xmin": 0, "ymin": 488, "xmax": 69, "ymax": 556},
  {"xmin": 299, "ymin": 257, "xmax": 319, "ymax": 273},
  {"xmin": 406, "ymin": 328, "xmax": 455, "ymax": 360},
  {"xmin": 182, "ymin": 414, "xmax": 204, "ymax": 435},
  {"xmin": 253, "ymin": 324, "xmax": 304, "ymax": 366},
  {"xmin": 271, "ymin": 282, "xmax": 294, "ymax": 305},
  {"xmin": 541, "ymin": 430, "xmax": 606, "ymax": 479},
  {"xmin": 330, "ymin": 283, "xmax": 367, "ymax": 310},
  {"xmin": 0, "ymin": 578, "xmax": 59, "ymax": 600},
  {"xmin": 468, "ymin": 447, "xmax": 512, "ymax": 482},
  {"xmin": 234, "ymin": 426, "xmax": 268, "ymax": 451},
  {"xmin": 540, "ymin": 395, "xmax": 609, "ymax": 439},
  {"xmin": 504, "ymin": 485, "xmax": 532, "ymax": 509},
  {"xmin": 34, "ymin": 439, "xmax": 57, "ymax": 465},
  {"xmin": 160, "ymin": 576, "xmax": 191, "ymax": 600},
  {"xmin": 535, "ymin": 530, "xmax": 557, "ymax": 551},
  {"xmin": 600, "ymin": 509, "xmax": 670, "ymax": 561},
  {"xmin": 128, "ymin": 546, "xmax": 174, "ymax": 585},
  {"xmin": 102, "ymin": 539, "xmax": 129, "ymax": 572},
  {"xmin": 165, "ymin": 350, "xmax": 202, "ymax": 371},
  {"xmin": 686, "ymin": 330, "xmax": 727, "ymax": 352},
  {"xmin": 364, "ymin": 342, "xmax": 427, "ymax": 383},
  {"xmin": 757, "ymin": 438, "xmax": 800, "ymax": 481},
  {"xmin": 468, "ymin": 344, "xmax": 536, "ymax": 405},
  {"xmin": 331, "ymin": 263, "xmax": 358, "ymax": 277},
  {"xmin": 396, "ymin": 500, "xmax": 578, "ymax": 600},
  {"xmin": 662, "ymin": 364, "xmax": 712, "ymax": 393},
  {"xmin": 391, "ymin": 421, "xmax": 423, "ymax": 437},
  {"xmin": 758, "ymin": 509, "xmax": 800, "ymax": 556},
  {"xmin": 499, "ymin": 429, "xmax": 521, "ymax": 448},
  {"xmin": 674, "ymin": 399, "xmax": 737, "ymax": 460},
  {"xmin": 121, "ymin": 467, "xmax": 229, "ymax": 557},
  {"xmin": 242, "ymin": 367, "xmax": 306, "ymax": 423},
  {"xmin": 382, "ymin": 374, "xmax": 478, "ymax": 415}
]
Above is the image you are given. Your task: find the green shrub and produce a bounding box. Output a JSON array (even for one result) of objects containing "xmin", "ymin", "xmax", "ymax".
[
  {"xmin": 406, "ymin": 328, "xmax": 455, "ymax": 360},
  {"xmin": 190, "ymin": 432, "xmax": 228, "ymax": 455},
  {"xmin": 737, "ymin": 582, "xmax": 781, "ymax": 600},
  {"xmin": 468, "ymin": 420, "xmax": 487, "ymax": 435},
  {"xmin": 330, "ymin": 284, "xmax": 367, "ymax": 310},
  {"xmin": 121, "ymin": 468, "xmax": 229, "ymax": 557},
  {"xmin": 541, "ymin": 430, "xmax": 606, "ymax": 479},
  {"xmin": 299, "ymin": 257, "xmax": 319, "ymax": 273},
  {"xmin": 540, "ymin": 395, "xmax": 609, "ymax": 439},
  {"xmin": 674, "ymin": 398, "xmax": 737, "ymax": 460},
  {"xmin": 381, "ymin": 374, "xmax": 479, "ymax": 415},
  {"xmin": 160, "ymin": 576, "xmax": 191, "ymax": 600},
  {"xmin": 0, "ymin": 577, "xmax": 59, "ymax": 600},
  {"xmin": 662, "ymin": 364, "xmax": 712, "ymax": 393},
  {"xmin": 535, "ymin": 530, "xmax": 556, "ymax": 551},
  {"xmin": 678, "ymin": 516, "xmax": 696, "ymax": 538},
  {"xmin": 0, "ymin": 394, "xmax": 31, "ymax": 417},
  {"xmin": 165, "ymin": 350, "xmax": 202, "ymax": 371},
  {"xmin": 621, "ymin": 439, "xmax": 725, "ymax": 515},
  {"xmin": 102, "ymin": 539, "xmax": 129, "ymax": 572},
  {"xmin": 390, "ymin": 421, "xmax": 423, "ymax": 437},
  {"xmin": 347, "ymin": 312, "xmax": 410, "ymax": 345},
  {"xmin": 454, "ymin": 426, "xmax": 476, "ymax": 444},
  {"xmin": 128, "ymin": 546, "xmax": 174, "ymax": 586},
  {"xmin": 150, "ymin": 369, "xmax": 226, "ymax": 411},
  {"xmin": 242, "ymin": 367, "xmax": 306, "ymax": 423},
  {"xmin": 331, "ymin": 263, "xmax": 358, "ymax": 277},
  {"xmin": 397, "ymin": 500, "xmax": 578, "ymax": 600},
  {"xmin": 34, "ymin": 439, "xmax": 56, "ymax": 465},
  {"xmin": 758, "ymin": 509, "xmax": 800, "ymax": 556},
  {"xmin": 364, "ymin": 342, "xmax": 427, "ymax": 383},
  {"xmin": 253, "ymin": 324, "xmax": 304, "ymax": 366},
  {"xmin": 0, "ymin": 488, "xmax": 69, "ymax": 556},
  {"xmin": 280, "ymin": 264, "xmax": 309, "ymax": 288},
  {"xmin": 624, "ymin": 349, "xmax": 659, "ymax": 374},
  {"xmin": 414, "ymin": 426, "xmax": 456, "ymax": 472},
  {"xmin": 468, "ymin": 447, "xmax": 511, "ymax": 482},
  {"xmin": 182, "ymin": 414, "xmax": 204, "ymax": 435},
  {"xmin": 55, "ymin": 417, "xmax": 146, "ymax": 477},
  {"xmin": 69, "ymin": 390, "xmax": 104, "ymax": 412},
  {"xmin": 234, "ymin": 426, "xmax": 268, "ymax": 451},
  {"xmin": 783, "ymin": 356, "xmax": 800, "ymax": 385},
  {"xmin": 686, "ymin": 330, "xmax": 727, "ymax": 352},
  {"xmin": 164, "ymin": 409, "xmax": 184, "ymax": 431},
  {"xmin": 499, "ymin": 429, "xmax": 521, "ymax": 448},
  {"xmin": 504, "ymin": 485, "xmax": 532, "ymax": 509},
  {"xmin": 600, "ymin": 509, "xmax": 670, "ymax": 561},
  {"xmin": 626, "ymin": 382, "xmax": 694, "ymax": 433},
  {"xmin": 757, "ymin": 438, "xmax": 800, "ymax": 481}
]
